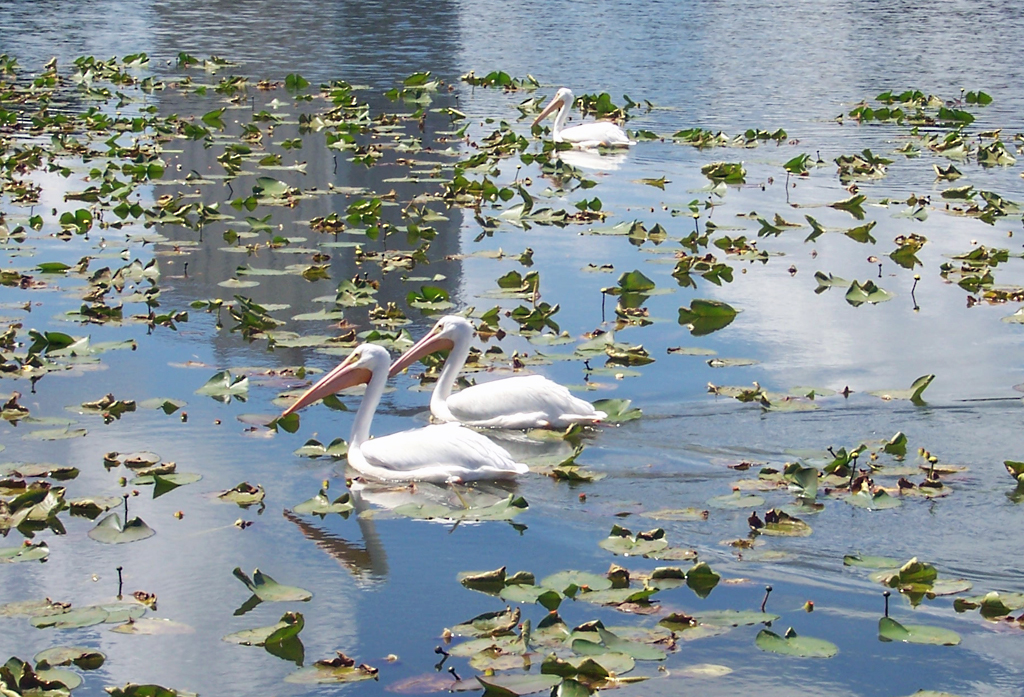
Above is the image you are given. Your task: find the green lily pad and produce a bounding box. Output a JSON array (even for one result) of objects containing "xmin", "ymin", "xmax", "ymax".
[
  {"xmin": 23, "ymin": 427, "xmax": 88, "ymax": 441},
  {"xmin": 708, "ymin": 491, "xmax": 765, "ymax": 508},
  {"xmin": 846, "ymin": 280, "xmax": 893, "ymax": 306},
  {"xmin": 451, "ymin": 607, "xmax": 521, "ymax": 637},
  {"xmin": 590, "ymin": 398, "xmax": 642, "ymax": 422},
  {"xmin": 844, "ymin": 554, "xmax": 901, "ymax": 569},
  {"xmin": 678, "ymin": 299, "xmax": 738, "ymax": 336},
  {"xmin": 34, "ymin": 646, "xmax": 105, "ymax": 670},
  {"xmin": 232, "ymin": 568, "xmax": 312, "ymax": 602},
  {"xmin": 759, "ymin": 510, "xmax": 812, "ymax": 537},
  {"xmin": 577, "ymin": 587, "xmax": 659, "ymax": 606},
  {"xmin": 137, "ymin": 398, "xmax": 187, "ymax": 414},
  {"xmin": 685, "ymin": 562, "xmax": 721, "ymax": 598},
  {"xmin": 218, "ymin": 482, "xmax": 266, "ymax": 506},
  {"xmin": 111, "ymin": 618, "xmax": 195, "ymax": 635},
  {"xmin": 292, "ymin": 489, "xmax": 354, "ymax": 516},
  {"xmin": 459, "ymin": 567, "xmax": 508, "ymax": 592},
  {"xmin": 499, "ymin": 584, "xmax": 563, "ymax": 611},
  {"xmin": 1, "ymin": 599, "xmax": 70, "ymax": 618},
  {"xmin": 954, "ymin": 591, "xmax": 1024, "ymax": 618},
  {"xmin": 284, "ymin": 653, "xmax": 378, "ymax": 684},
  {"xmin": 572, "ymin": 627, "xmax": 666, "ymax": 661},
  {"xmin": 541, "ymin": 652, "xmax": 635, "ymax": 678},
  {"xmin": 643, "ymin": 508, "xmax": 709, "ymax": 521},
  {"xmin": 224, "ymin": 612, "xmax": 304, "ymax": 645},
  {"xmin": 878, "ymin": 617, "xmax": 960, "ymax": 645},
  {"xmin": 293, "ymin": 438, "xmax": 349, "ymax": 459},
  {"xmin": 0, "ymin": 541, "xmax": 48, "ymax": 563},
  {"xmin": 541, "ymin": 571, "xmax": 612, "ymax": 593},
  {"xmin": 599, "ymin": 525, "xmax": 669, "ymax": 557},
  {"xmin": 847, "ymin": 489, "xmax": 902, "ymax": 510},
  {"xmin": 475, "ymin": 673, "xmax": 561, "ymax": 696},
  {"xmin": 755, "ymin": 628, "xmax": 838, "ymax": 658},
  {"xmin": 106, "ymin": 683, "xmax": 197, "ymax": 697},
  {"xmin": 35, "ymin": 667, "xmax": 82, "ymax": 690},
  {"xmin": 88, "ymin": 514, "xmax": 155, "ymax": 544},
  {"xmin": 869, "ymin": 375, "xmax": 935, "ymax": 404},
  {"xmin": 691, "ymin": 610, "xmax": 780, "ymax": 627}
]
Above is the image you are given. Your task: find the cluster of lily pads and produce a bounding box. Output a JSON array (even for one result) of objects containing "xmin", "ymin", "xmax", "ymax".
[{"xmin": 2, "ymin": 49, "xmax": 1023, "ymax": 697}]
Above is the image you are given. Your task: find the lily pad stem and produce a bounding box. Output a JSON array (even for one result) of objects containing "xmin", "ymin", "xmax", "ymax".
[
  {"xmin": 883, "ymin": 590, "xmax": 890, "ymax": 618},
  {"xmin": 761, "ymin": 585, "xmax": 773, "ymax": 613},
  {"xmin": 117, "ymin": 565, "xmax": 124, "ymax": 599},
  {"xmin": 448, "ymin": 666, "xmax": 461, "ymax": 681}
]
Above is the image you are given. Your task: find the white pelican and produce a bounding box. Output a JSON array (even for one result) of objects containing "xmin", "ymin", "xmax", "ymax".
[
  {"xmin": 532, "ymin": 87, "xmax": 634, "ymax": 149},
  {"xmin": 389, "ymin": 316, "xmax": 606, "ymax": 430},
  {"xmin": 282, "ymin": 343, "xmax": 528, "ymax": 483}
]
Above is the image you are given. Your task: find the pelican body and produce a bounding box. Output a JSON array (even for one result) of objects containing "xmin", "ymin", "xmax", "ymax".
[
  {"xmin": 389, "ymin": 316, "xmax": 606, "ymax": 430},
  {"xmin": 282, "ymin": 344, "xmax": 528, "ymax": 483},
  {"xmin": 532, "ymin": 87, "xmax": 634, "ymax": 149}
]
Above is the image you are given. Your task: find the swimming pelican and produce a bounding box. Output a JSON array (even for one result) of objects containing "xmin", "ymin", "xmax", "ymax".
[
  {"xmin": 532, "ymin": 87, "xmax": 634, "ymax": 149},
  {"xmin": 389, "ymin": 315, "xmax": 606, "ymax": 430},
  {"xmin": 281, "ymin": 343, "xmax": 528, "ymax": 482}
]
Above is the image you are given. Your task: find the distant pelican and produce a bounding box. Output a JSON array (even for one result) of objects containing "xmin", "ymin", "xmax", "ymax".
[{"xmin": 532, "ymin": 87, "xmax": 634, "ymax": 148}]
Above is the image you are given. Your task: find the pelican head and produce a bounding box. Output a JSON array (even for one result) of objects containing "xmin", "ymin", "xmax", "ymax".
[
  {"xmin": 389, "ymin": 315, "xmax": 474, "ymax": 377},
  {"xmin": 282, "ymin": 344, "xmax": 388, "ymax": 416},
  {"xmin": 532, "ymin": 87, "xmax": 575, "ymax": 128}
]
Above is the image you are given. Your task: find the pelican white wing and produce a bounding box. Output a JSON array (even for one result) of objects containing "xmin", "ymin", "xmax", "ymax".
[
  {"xmin": 358, "ymin": 422, "xmax": 529, "ymax": 482},
  {"xmin": 448, "ymin": 375, "xmax": 606, "ymax": 429}
]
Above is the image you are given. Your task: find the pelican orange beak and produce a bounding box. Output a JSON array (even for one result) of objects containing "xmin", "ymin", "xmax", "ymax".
[
  {"xmin": 532, "ymin": 94, "xmax": 566, "ymax": 128},
  {"xmin": 388, "ymin": 327, "xmax": 455, "ymax": 377},
  {"xmin": 281, "ymin": 352, "xmax": 372, "ymax": 417}
]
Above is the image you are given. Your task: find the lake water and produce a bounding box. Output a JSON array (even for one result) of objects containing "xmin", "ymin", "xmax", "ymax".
[{"xmin": 2, "ymin": 1, "xmax": 1024, "ymax": 696}]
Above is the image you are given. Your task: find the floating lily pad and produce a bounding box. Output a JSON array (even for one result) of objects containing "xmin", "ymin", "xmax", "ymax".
[
  {"xmin": 284, "ymin": 653, "xmax": 378, "ymax": 684},
  {"xmin": 643, "ymin": 508, "xmax": 709, "ymax": 521},
  {"xmin": 224, "ymin": 611, "xmax": 304, "ymax": 650},
  {"xmin": 459, "ymin": 567, "xmax": 508, "ymax": 592},
  {"xmin": 475, "ymin": 673, "xmax": 561, "ymax": 696},
  {"xmin": 759, "ymin": 510, "xmax": 812, "ymax": 537},
  {"xmin": 708, "ymin": 491, "xmax": 764, "ymax": 509},
  {"xmin": 677, "ymin": 663, "xmax": 733, "ymax": 678},
  {"xmin": 0, "ymin": 541, "xmax": 48, "ymax": 563},
  {"xmin": 678, "ymin": 299, "xmax": 738, "ymax": 336},
  {"xmin": 870, "ymin": 375, "xmax": 935, "ymax": 403},
  {"xmin": 88, "ymin": 513, "xmax": 155, "ymax": 544},
  {"xmin": 954, "ymin": 591, "xmax": 1024, "ymax": 618},
  {"xmin": 218, "ymin": 482, "xmax": 265, "ymax": 506},
  {"xmin": 499, "ymin": 585, "xmax": 563, "ymax": 611},
  {"xmin": 572, "ymin": 627, "xmax": 666, "ymax": 661},
  {"xmin": 106, "ymin": 683, "xmax": 197, "ymax": 697},
  {"xmin": 847, "ymin": 489, "xmax": 902, "ymax": 510},
  {"xmin": 599, "ymin": 526, "xmax": 669, "ymax": 556},
  {"xmin": 34, "ymin": 646, "xmax": 105, "ymax": 670},
  {"xmin": 233, "ymin": 568, "xmax": 312, "ymax": 602},
  {"xmin": 112, "ymin": 618, "xmax": 195, "ymax": 635},
  {"xmin": 292, "ymin": 489, "xmax": 354, "ymax": 517},
  {"xmin": 0, "ymin": 599, "xmax": 70, "ymax": 618},
  {"xmin": 756, "ymin": 628, "xmax": 837, "ymax": 657},
  {"xmin": 293, "ymin": 438, "xmax": 349, "ymax": 459},
  {"xmin": 23, "ymin": 427, "xmax": 88, "ymax": 441},
  {"xmin": 541, "ymin": 571, "xmax": 612, "ymax": 593},
  {"xmin": 590, "ymin": 398, "xmax": 641, "ymax": 422},
  {"xmin": 137, "ymin": 398, "xmax": 187, "ymax": 414},
  {"xmin": 451, "ymin": 607, "xmax": 521, "ymax": 637},
  {"xmin": 844, "ymin": 554, "xmax": 901, "ymax": 569},
  {"xmin": 878, "ymin": 617, "xmax": 960, "ymax": 645}
]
